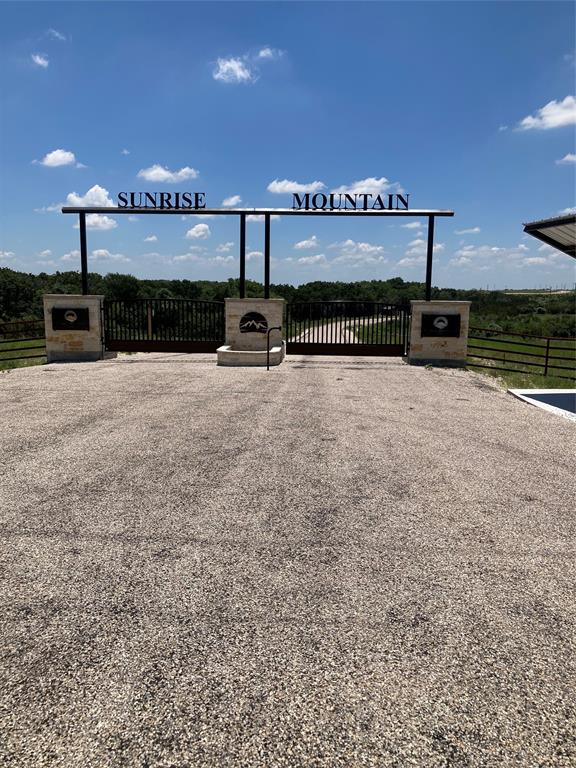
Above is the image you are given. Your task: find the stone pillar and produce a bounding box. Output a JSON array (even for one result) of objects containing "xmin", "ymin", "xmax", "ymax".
[
  {"xmin": 408, "ymin": 300, "xmax": 471, "ymax": 367},
  {"xmin": 217, "ymin": 298, "xmax": 285, "ymax": 366},
  {"xmin": 43, "ymin": 294, "xmax": 105, "ymax": 363}
]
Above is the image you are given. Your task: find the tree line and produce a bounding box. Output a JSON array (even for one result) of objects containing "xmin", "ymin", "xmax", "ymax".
[{"xmin": 0, "ymin": 267, "xmax": 574, "ymax": 337}]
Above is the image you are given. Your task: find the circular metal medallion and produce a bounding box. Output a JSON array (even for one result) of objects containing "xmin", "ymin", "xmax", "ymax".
[{"xmin": 432, "ymin": 315, "xmax": 449, "ymax": 330}]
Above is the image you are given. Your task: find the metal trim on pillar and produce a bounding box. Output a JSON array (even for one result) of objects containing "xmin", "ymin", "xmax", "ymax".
[
  {"xmin": 79, "ymin": 212, "xmax": 89, "ymax": 295},
  {"xmin": 239, "ymin": 213, "xmax": 246, "ymax": 298},
  {"xmin": 425, "ymin": 215, "xmax": 435, "ymax": 301},
  {"xmin": 264, "ymin": 214, "xmax": 271, "ymax": 299}
]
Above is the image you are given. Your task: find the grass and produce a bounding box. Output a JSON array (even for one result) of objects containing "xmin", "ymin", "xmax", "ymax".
[
  {"xmin": 351, "ymin": 319, "xmax": 406, "ymax": 345},
  {"xmin": 0, "ymin": 338, "xmax": 46, "ymax": 371},
  {"xmin": 476, "ymin": 369, "xmax": 575, "ymax": 390}
]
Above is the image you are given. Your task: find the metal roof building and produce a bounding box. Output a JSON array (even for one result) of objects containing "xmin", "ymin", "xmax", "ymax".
[{"xmin": 523, "ymin": 214, "xmax": 576, "ymax": 258}]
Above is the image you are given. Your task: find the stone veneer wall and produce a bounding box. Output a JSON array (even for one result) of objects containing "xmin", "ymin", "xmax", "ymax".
[
  {"xmin": 408, "ymin": 300, "xmax": 471, "ymax": 367},
  {"xmin": 43, "ymin": 294, "xmax": 105, "ymax": 362},
  {"xmin": 224, "ymin": 298, "xmax": 284, "ymax": 351}
]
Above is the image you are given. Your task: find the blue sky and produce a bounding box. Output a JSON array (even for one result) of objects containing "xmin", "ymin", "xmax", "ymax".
[{"xmin": 1, "ymin": 0, "xmax": 575, "ymax": 289}]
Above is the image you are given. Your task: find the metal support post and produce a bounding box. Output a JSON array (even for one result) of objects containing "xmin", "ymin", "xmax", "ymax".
[
  {"xmin": 425, "ymin": 215, "xmax": 435, "ymax": 301},
  {"xmin": 239, "ymin": 213, "xmax": 246, "ymax": 298},
  {"xmin": 264, "ymin": 214, "xmax": 271, "ymax": 299},
  {"xmin": 79, "ymin": 212, "xmax": 88, "ymax": 295}
]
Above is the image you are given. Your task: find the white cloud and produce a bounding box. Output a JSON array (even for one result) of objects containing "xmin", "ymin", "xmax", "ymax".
[
  {"xmin": 331, "ymin": 177, "xmax": 402, "ymax": 195},
  {"xmin": 137, "ymin": 164, "xmax": 199, "ymax": 183},
  {"xmin": 258, "ymin": 47, "xmax": 282, "ymax": 59},
  {"xmin": 246, "ymin": 214, "xmax": 280, "ymax": 222},
  {"xmin": 172, "ymin": 250, "xmax": 234, "ymax": 266},
  {"xmin": 397, "ymin": 255, "xmax": 426, "ymax": 267},
  {"xmin": 330, "ymin": 239, "xmax": 386, "ymax": 258},
  {"xmin": 185, "ymin": 223, "xmax": 211, "ymax": 239},
  {"xmin": 61, "ymin": 250, "xmax": 80, "ymax": 262},
  {"xmin": 517, "ymin": 96, "xmax": 576, "ymax": 130},
  {"xmin": 404, "ymin": 238, "xmax": 444, "ymax": 256},
  {"xmin": 66, "ymin": 184, "xmax": 114, "ymax": 207},
  {"xmin": 37, "ymin": 148, "xmax": 76, "ymax": 167},
  {"xmin": 173, "ymin": 253, "xmax": 203, "ymax": 263},
  {"xmin": 213, "ymin": 57, "xmax": 254, "ymax": 84},
  {"xmin": 37, "ymin": 259, "xmax": 57, "ymax": 268},
  {"xmin": 297, "ymin": 254, "xmax": 327, "ymax": 265},
  {"xmin": 38, "ymin": 249, "xmax": 52, "ymax": 258},
  {"xmin": 47, "ymin": 28, "xmax": 66, "ymax": 41},
  {"xmin": 222, "ymin": 195, "xmax": 242, "ymax": 206},
  {"xmin": 558, "ymin": 207, "xmax": 576, "ymax": 215},
  {"xmin": 92, "ymin": 248, "xmax": 130, "ymax": 262},
  {"xmin": 34, "ymin": 203, "xmax": 61, "ymax": 213},
  {"xmin": 31, "ymin": 53, "xmax": 49, "ymax": 68},
  {"xmin": 195, "ymin": 214, "xmax": 215, "ymax": 219},
  {"xmin": 216, "ymin": 242, "xmax": 234, "ymax": 253},
  {"xmin": 127, "ymin": 215, "xmax": 138, "ymax": 222},
  {"xmin": 210, "ymin": 255, "xmax": 235, "ymax": 264},
  {"xmin": 556, "ymin": 153, "xmax": 576, "ymax": 165},
  {"xmin": 294, "ymin": 235, "xmax": 319, "ymax": 249},
  {"xmin": 401, "ymin": 221, "xmax": 422, "ymax": 229},
  {"xmin": 121, "ymin": 148, "xmax": 130, "ymax": 155},
  {"xmin": 0, "ymin": 250, "xmax": 15, "ymax": 260},
  {"xmin": 267, "ymin": 179, "xmax": 325, "ymax": 194},
  {"xmin": 247, "ymin": 250, "xmax": 263, "ymax": 261},
  {"xmin": 498, "ymin": 125, "xmax": 508, "ymax": 132},
  {"xmin": 522, "ymin": 257, "xmax": 548, "ymax": 265},
  {"xmin": 396, "ymin": 237, "xmax": 444, "ymax": 266},
  {"xmin": 144, "ymin": 235, "xmax": 158, "ymax": 242},
  {"xmin": 446, "ymin": 242, "xmax": 565, "ymax": 270},
  {"xmin": 73, "ymin": 213, "xmax": 118, "ymax": 231},
  {"xmin": 455, "ymin": 226, "xmax": 481, "ymax": 234},
  {"xmin": 87, "ymin": 214, "xmax": 117, "ymax": 230}
]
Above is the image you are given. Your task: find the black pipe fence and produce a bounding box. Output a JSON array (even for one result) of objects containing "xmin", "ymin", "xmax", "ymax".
[
  {"xmin": 467, "ymin": 327, "xmax": 575, "ymax": 380},
  {"xmin": 0, "ymin": 320, "xmax": 46, "ymax": 365}
]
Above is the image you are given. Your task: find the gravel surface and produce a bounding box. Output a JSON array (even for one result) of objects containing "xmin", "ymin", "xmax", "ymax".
[{"xmin": 1, "ymin": 353, "xmax": 575, "ymax": 767}]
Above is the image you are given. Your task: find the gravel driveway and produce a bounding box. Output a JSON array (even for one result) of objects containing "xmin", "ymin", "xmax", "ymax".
[{"xmin": 1, "ymin": 353, "xmax": 574, "ymax": 767}]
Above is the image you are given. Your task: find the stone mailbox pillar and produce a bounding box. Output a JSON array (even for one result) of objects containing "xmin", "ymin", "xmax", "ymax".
[
  {"xmin": 217, "ymin": 298, "xmax": 285, "ymax": 366},
  {"xmin": 408, "ymin": 300, "xmax": 471, "ymax": 367},
  {"xmin": 43, "ymin": 294, "xmax": 106, "ymax": 363}
]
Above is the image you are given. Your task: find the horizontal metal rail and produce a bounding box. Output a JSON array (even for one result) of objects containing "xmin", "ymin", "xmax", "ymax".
[
  {"xmin": 0, "ymin": 352, "xmax": 47, "ymax": 362},
  {"xmin": 467, "ymin": 343, "xmax": 567, "ymax": 360},
  {"xmin": 468, "ymin": 335, "xmax": 575, "ymax": 351},
  {"xmin": 0, "ymin": 336, "xmax": 46, "ymax": 345},
  {"xmin": 469, "ymin": 326, "xmax": 575, "ymax": 342},
  {"xmin": 62, "ymin": 207, "xmax": 455, "ymax": 217},
  {"xmin": 467, "ymin": 352, "xmax": 575, "ymax": 372}
]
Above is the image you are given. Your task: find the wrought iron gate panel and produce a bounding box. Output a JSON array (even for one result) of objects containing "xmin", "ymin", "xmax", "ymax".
[
  {"xmin": 285, "ymin": 301, "xmax": 410, "ymax": 356},
  {"xmin": 103, "ymin": 298, "xmax": 225, "ymax": 353}
]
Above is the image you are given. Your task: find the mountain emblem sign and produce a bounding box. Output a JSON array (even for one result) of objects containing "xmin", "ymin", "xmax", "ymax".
[{"xmin": 239, "ymin": 312, "xmax": 268, "ymax": 333}]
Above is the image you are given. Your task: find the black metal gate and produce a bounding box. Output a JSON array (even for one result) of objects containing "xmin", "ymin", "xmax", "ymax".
[
  {"xmin": 103, "ymin": 298, "xmax": 225, "ymax": 353},
  {"xmin": 285, "ymin": 301, "xmax": 410, "ymax": 356}
]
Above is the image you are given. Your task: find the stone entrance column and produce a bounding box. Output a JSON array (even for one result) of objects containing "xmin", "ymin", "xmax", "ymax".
[
  {"xmin": 43, "ymin": 294, "xmax": 106, "ymax": 363},
  {"xmin": 408, "ymin": 300, "xmax": 471, "ymax": 367},
  {"xmin": 217, "ymin": 298, "xmax": 285, "ymax": 366}
]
